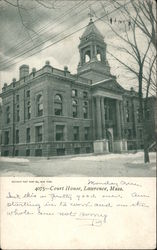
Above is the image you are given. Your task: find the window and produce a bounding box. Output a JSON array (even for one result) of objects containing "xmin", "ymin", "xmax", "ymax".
[
  {"xmin": 84, "ymin": 127, "xmax": 90, "ymax": 140},
  {"xmin": 16, "ymin": 105, "xmax": 20, "ymax": 122},
  {"xmin": 127, "ymin": 129, "xmax": 132, "ymax": 139},
  {"xmin": 83, "ymin": 91, "xmax": 88, "ymax": 99},
  {"xmin": 137, "ymin": 108, "xmax": 141, "ymax": 123},
  {"xmin": 139, "ymin": 129, "xmax": 143, "ymax": 139},
  {"xmin": 6, "ymin": 106, "xmax": 10, "ymax": 123},
  {"xmin": 54, "ymin": 94, "xmax": 62, "ymax": 116},
  {"xmin": 27, "ymin": 101, "xmax": 31, "ymax": 119},
  {"xmin": 26, "ymin": 128, "xmax": 30, "ymax": 143},
  {"xmin": 15, "ymin": 150, "xmax": 19, "ymax": 156},
  {"xmin": 72, "ymin": 89, "xmax": 77, "ymax": 97},
  {"xmin": 146, "ymin": 109, "xmax": 150, "ymax": 120},
  {"xmin": 72, "ymin": 99, "xmax": 78, "ymax": 117},
  {"xmin": 84, "ymin": 51, "xmax": 91, "ymax": 63},
  {"xmin": 56, "ymin": 125, "xmax": 64, "ymax": 141},
  {"xmin": 15, "ymin": 129, "xmax": 19, "ymax": 144},
  {"xmin": 56, "ymin": 148, "xmax": 65, "ymax": 156},
  {"xmin": 74, "ymin": 148, "xmax": 80, "ymax": 154},
  {"xmin": 86, "ymin": 147, "xmax": 91, "ymax": 153},
  {"xmin": 26, "ymin": 149, "xmax": 30, "ymax": 156},
  {"xmin": 126, "ymin": 108, "xmax": 130, "ymax": 122},
  {"xmin": 104, "ymin": 105, "xmax": 108, "ymax": 120},
  {"xmin": 37, "ymin": 94, "xmax": 43, "ymax": 116},
  {"xmin": 83, "ymin": 101, "xmax": 88, "ymax": 119},
  {"xmin": 73, "ymin": 126, "xmax": 79, "ymax": 141},
  {"xmin": 36, "ymin": 126, "xmax": 42, "ymax": 142},
  {"xmin": 4, "ymin": 131, "xmax": 9, "ymax": 145},
  {"xmin": 35, "ymin": 149, "xmax": 42, "ymax": 156},
  {"xmin": 4, "ymin": 150, "xmax": 9, "ymax": 156},
  {"xmin": 16, "ymin": 94, "xmax": 19, "ymax": 102},
  {"xmin": 97, "ymin": 52, "xmax": 101, "ymax": 61},
  {"xmin": 26, "ymin": 90, "xmax": 30, "ymax": 98}
]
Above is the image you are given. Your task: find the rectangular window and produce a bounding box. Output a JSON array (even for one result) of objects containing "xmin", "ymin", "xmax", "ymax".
[
  {"xmin": 26, "ymin": 149, "xmax": 30, "ymax": 156},
  {"xmin": 86, "ymin": 147, "xmax": 91, "ymax": 153},
  {"xmin": 35, "ymin": 149, "xmax": 42, "ymax": 156},
  {"xmin": 146, "ymin": 109, "xmax": 150, "ymax": 120},
  {"xmin": 26, "ymin": 90, "xmax": 30, "ymax": 98},
  {"xmin": 4, "ymin": 150, "xmax": 9, "ymax": 156},
  {"xmin": 137, "ymin": 108, "xmax": 141, "ymax": 123},
  {"xmin": 126, "ymin": 108, "xmax": 130, "ymax": 122},
  {"xmin": 4, "ymin": 131, "xmax": 9, "ymax": 145},
  {"xmin": 84, "ymin": 127, "xmax": 90, "ymax": 140},
  {"xmin": 55, "ymin": 103, "xmax": 62, "ymax": 116},
  {"xmin": 138, "ymin": 129, "xmax": 143, "ymax": 139},
  {"xmin": 83, "ymin": 106, "xmax": 88, "ymax": 119},
  {"xmin": 26, "ymin": 128, "xmax": 30, "ymax": 143},
  {"xmin": 15, "ymin": 130, "xmax": 19, "ymax": 144},
  {"xmin": 74, "ymin": 148, "xmax": 80, "ymax": 154},
  {"xmin": 56, "ymin": 125, "xmax": 64, "ymax": 141},
  {"xmin": 36, "ymin": 126, "xmax": 42, "ymax": 142},
  {"xmin": 73, "ymin": 126, "xmax": 79, "ymax": 141},
  {"xmin": 15, "ymin": 150, "xmax": 19, "ymax": 156},
  {"xmin": 83, "ymin": 91, "xmax": 88, "ymax": 99},
  {"xmin": 16, "ymin": 95, "xmax": 19, "ymax": 102},
  {"xmin": 56, "ymin": 148, "xmax": 65, "ymax": 156},
  {"xmin": 72, "ymin": 89, "xmax": 77, "ymax": 97},
  {"xmin": 16, "ymin": 105, "xmax": 20, "ymax": 122},
  {"xmin": 127, "ymin": 129, "xmax": 132, "ymax": 139}
]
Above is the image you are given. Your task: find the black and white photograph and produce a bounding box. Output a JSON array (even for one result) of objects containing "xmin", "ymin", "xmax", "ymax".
[
  {"xmin": 0, "ymin": 0, "xmax": 156, "ymax": 249},
  {"xmin": 0, "ymin": 0, "xmax": 156, "ymax": 177}
]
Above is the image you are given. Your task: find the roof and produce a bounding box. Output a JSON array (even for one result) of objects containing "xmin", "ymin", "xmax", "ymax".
[{"xmin": 81, "ymin": 20, "xmax": 104, "ymax": 40}]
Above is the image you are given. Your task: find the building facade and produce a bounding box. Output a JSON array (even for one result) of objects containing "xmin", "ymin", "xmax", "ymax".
[{"xmin": 0, "ymin": 19, "xmax": 156, "ymax": 157}]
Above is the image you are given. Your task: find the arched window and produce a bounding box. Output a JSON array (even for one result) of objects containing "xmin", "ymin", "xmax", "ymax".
[
  {"xmin": 37, "ymin": 94, "xmax": 43, "ymax": 117},
  {"xmin": 72, "ymin": 99, "xmax": 78, "ymax": 117},
  {"xmin": 54, "ymin": 94, "xmax": 62, "ymax": 115},
  {"xmin": 97, "ymin": 53, "xmax": 101, "ymax": 61},
  {"xmin": 84, "ymin": 50, "xmax": 91, "ymax": 63},
  {"xmin": 83, "ymin": 101, "xmax": 88, "ymax": 119},
  {"xmin": 6, "ymin": 106, "xmax": 10, "ymax": 123}
]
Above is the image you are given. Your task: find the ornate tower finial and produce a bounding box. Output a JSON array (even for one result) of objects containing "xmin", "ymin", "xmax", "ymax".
[{"xmin": 88, "ymin": 5, "xmax": 94, "ymax": 22}]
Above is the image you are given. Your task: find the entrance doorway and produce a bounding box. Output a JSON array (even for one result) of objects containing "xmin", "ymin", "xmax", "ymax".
[{"xmin": 106, "ymin": 130, "xmax": 113, "ymax": 152}]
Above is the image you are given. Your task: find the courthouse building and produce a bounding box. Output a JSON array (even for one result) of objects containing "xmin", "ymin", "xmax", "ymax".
[{"xmin": 0, "ymin": 18, "xmax": 156, "ymax": 156}]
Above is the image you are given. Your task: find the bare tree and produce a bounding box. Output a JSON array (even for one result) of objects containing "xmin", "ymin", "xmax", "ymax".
[{"xmin": 101, "ymin": 0, "xmax": 156, "ymax": 162}]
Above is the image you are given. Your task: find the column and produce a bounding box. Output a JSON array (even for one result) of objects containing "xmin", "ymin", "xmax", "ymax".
[
  {"xmin": 96, "ymin": 96, "xmax": 102, "ymax": 139},
  {"xmin": 120, "ymin": 101, "xmax": 124, "ymax": 138},
  {"xmin": 92, "ymin": 97, "xmax": 96, "ymax": 140},
  {"xmin": 101, "ymin": 97, "xmax": 106, "ymax": 138},
  {"xmin": 116, "ymin": 100, "xmax": 122, "ymax": 139},
  {"xmin": 90, "ymin": 45, "xmax": 93, "ymax": 58},
  {"xmin": 94, "ymin": 44, "xmax": 97, "ymax": 57}
]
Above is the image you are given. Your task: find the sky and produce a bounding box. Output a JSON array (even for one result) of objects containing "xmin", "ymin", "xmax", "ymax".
[{"xmin": 0, "ymin": 0, "xmax": 155, "ymax": 94}]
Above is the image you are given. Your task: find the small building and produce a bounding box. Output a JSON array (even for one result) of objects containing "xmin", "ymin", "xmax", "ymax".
[{"xmin": 0, "ymin": 18, "xmax": 156, "ymax": 157}]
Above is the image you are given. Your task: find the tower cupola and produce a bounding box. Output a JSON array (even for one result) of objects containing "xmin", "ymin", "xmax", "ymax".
[{"xmin": 77, "ymin": 15, "xmax": 111, "ymax": 83}]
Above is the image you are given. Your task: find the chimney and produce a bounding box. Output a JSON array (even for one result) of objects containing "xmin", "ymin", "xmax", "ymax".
[{"xmin": 19, "ymin": 65, "xmax": 29, "ymax": 79}]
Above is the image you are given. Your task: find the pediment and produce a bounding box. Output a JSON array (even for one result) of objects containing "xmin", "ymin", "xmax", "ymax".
[{"xmin": 92, "ymin": 79, "xmax": 124, "ymax": 93}]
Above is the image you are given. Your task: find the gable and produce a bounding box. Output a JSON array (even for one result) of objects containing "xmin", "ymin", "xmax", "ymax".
[{"xmin": 92, "ymin": 79, "xmax": 124, "ymax": 94}]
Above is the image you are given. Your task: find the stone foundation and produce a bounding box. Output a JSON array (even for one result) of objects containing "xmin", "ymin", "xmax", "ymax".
[
  {"xmin": 93, "ymin": 140, "xmax": 109, "ymax": 154},
  {"xmin": 113, "ymin": 139, "xmax": 127, "ymax": 153}
]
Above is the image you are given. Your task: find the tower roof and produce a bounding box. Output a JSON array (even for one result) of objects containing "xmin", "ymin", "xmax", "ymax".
[{"xmin": 81, "ymin": 20, "xmax": 104, "ymax": 40}]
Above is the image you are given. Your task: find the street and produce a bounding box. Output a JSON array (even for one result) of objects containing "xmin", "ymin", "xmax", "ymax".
[{"xmin": 0, "ymin": 152, "xmax": 156, "ymax": 177}]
